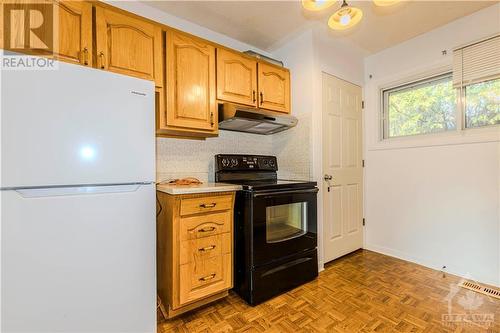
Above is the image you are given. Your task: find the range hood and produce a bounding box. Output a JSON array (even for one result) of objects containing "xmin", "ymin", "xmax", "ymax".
[{"xmin": 218, "ymin": 103, "xmax": 298, "ymax": 135}]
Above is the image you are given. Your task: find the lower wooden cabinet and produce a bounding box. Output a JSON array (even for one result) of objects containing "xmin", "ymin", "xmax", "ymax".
[{"xmin": 157, "ymin": 191, "xmax": 235, "ymax": 318}]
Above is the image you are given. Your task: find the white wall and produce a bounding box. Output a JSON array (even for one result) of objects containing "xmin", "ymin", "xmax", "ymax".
[
  {"xmin": 272, "ymin": 30, "xmax": 315, "ymax": 181},
  {"xmin": 364, "ymin": 4, "xmax": 500, "ymax": 286},
  {"xmin": 272, "ymin": 27, "xmax": 366, "ymax": 269}
]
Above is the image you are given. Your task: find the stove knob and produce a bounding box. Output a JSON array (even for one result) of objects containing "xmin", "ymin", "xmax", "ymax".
[
  {"xmin": 269, "ymin": 159, "xmax": 275, "ymax": 167},
  {"xmin": 221, "ymin": 158, "xmax": 229, "ymax": 167},
  {"xmin": 231, "ymin": 158, "xmax": 238, "ymax": 167}
]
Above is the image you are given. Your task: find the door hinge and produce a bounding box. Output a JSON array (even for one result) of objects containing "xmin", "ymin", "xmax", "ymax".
[
  {"xmin": 362, "ymin": 218, "xmax": 366, "ymax": 226},
  {"xmin": 361, "ymin": 100, "xmax": 365, "ymax": 109},
  {"xmin": 362, "ymin": 159, "xmax": 365, "ymax": 167}
]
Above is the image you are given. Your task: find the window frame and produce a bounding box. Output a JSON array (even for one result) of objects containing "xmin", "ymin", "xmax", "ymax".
[
  {"xmin": 379, "ymin": 71, "xmax": 499, "ymax": 143},
  {"xmin": 381, "ymin": 72, "xmax": 457, "ymax": 139}
]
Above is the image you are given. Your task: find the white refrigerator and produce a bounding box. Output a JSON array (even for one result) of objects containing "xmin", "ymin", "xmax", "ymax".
[{"xmin": 1, "ymin": 59, "xmax": 156, "ymax": 332}]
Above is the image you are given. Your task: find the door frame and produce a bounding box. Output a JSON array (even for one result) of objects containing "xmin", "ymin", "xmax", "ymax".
[{"xmin": 315, "ymin": 71, "xmax": 365, "ymax": 270}]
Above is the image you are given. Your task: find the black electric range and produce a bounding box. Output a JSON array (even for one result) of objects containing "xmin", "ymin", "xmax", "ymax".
[{"xmin": 215, "ymin": 154, "xmax": 318, "ymax": 305}]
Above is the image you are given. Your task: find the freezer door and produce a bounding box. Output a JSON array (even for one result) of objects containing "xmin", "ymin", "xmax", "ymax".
[
  {"xmin": 1, "ymin": 184, "xmax": 156, "ymax": 333},
  {"xmin": 1, "ymin": 59, "xmax": 155, "ymax": 188}
]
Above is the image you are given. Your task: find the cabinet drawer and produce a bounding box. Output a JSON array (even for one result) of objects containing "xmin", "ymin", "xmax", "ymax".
[
  {"xmin": 178, "ymin": 254, "xmax": 231, "ymax": 307},
  {"xmin": 179, "ymin": 233, "xmax": 231, "ymax": 265},
  {"xmin": 180, "ymin": 211, "xmax": 231, "ymax": 241},
  {"xmin": 180, "ymin": 194, "xmax": 233, "ymax": 216}
]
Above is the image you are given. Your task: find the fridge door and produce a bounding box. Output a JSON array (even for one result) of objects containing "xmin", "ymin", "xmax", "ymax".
[
  {"xmin": 1, "ymin": 184, "xmax": 156, "ymax": 333},
  {"xmin": 1, "ymin": 59, "xmax": 155, "ymax": 188}
]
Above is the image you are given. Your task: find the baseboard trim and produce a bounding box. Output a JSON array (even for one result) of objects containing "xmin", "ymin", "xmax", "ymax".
[{"xmin": 364, "ymin": 243, "xmax": 500, "ymax": 288}]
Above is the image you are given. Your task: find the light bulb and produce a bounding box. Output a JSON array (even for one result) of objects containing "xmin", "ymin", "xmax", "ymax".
[{"xmin": 340, "ymin": 14, "xmax": 351, "ymax": 25}]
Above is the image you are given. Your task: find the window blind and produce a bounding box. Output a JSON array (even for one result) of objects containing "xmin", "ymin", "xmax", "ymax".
[{"xmin": 452, "ymin": 35, "xmax": 500, "ymax": 88}]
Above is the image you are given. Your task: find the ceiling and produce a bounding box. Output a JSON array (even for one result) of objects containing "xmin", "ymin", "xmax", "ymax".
[{"xmin": 145, "ymin": 1, "xmax": 495, "ymax": 54}]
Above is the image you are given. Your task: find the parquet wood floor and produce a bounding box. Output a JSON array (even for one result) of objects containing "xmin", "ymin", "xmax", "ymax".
[{"xmin": 157, "ymin": 250, "xmax": 500, "ymax": 333}]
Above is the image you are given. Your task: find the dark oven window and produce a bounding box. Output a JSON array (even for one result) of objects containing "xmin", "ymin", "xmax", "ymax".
[{"xmin": 266, "ymin": 202, "xmax": 308, "ymax": 243}]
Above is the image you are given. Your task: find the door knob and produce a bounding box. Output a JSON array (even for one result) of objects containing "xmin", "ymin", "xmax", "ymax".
[{"xmin": 324, "ymin": 174, "xmax": 333, "ymax": 181}]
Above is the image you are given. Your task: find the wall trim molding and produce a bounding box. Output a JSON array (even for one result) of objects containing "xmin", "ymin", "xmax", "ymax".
[{"xmin": 364, "ymin": 243, "xmax": 500, "ymax": 288}]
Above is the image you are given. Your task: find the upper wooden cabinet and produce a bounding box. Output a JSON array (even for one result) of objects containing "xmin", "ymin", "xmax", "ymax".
[
  {"xmin": 95, "ymin": 6, "xmax": 162, "ymax": 87},
  {"xmin": 216, "ymin": 49, "xmax": 257, "ymax": 107},
  {"xmin": 162, "ymin": 30, "xmax": 217, "ymax": 135},
  {"xmin": 55, "ymin": 1, "xmax": 92, "ymax": 66},
  {"xmin": 0, "ymin": 0, "xmax": 92, "ymax": 66},
  {"xmin": 258, "ymin": 62, "xmax": 291, "ymax": 113}
]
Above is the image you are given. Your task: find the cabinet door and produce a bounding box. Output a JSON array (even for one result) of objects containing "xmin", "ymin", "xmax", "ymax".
[
  {"xmin": 165, "ymin": 30, "xmax": 216, "ymax": 132},
  {"xmin": 95, "ymin": 6, "xmax": 162, "ymax": 87},
  {"xmin": 216, "ymin": 48, "xmax": 257, "ymax": 107},
  {"xmin": 258, "ymin": 62, "xmax": 291, "ymax": 113},
  {"xmin": 0, "ymin": 0, "xmax": 92, "ymax": 67},
  {"xmin": 54, "ymin": 1, "xmax": 92, "ymax": 66}
]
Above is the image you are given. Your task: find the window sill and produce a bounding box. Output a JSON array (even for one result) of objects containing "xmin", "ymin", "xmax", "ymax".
[{"xmin": 367, "ymin": 126, "xmax": 500, "ymax": 151}]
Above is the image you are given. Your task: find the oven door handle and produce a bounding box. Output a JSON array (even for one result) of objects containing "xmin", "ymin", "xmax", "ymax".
[{"xmin": 253, "ymin": 188, "xmax": 319, "ymax": 197}]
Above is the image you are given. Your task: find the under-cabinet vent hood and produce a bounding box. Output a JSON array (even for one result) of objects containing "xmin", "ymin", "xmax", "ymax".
[{"xmin": 218, "ymin": 103, "xmax": 298, "ymax": 135}]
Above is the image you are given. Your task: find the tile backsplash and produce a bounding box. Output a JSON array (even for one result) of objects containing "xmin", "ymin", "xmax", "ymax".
[
  {"xmin": 156, "ymin": 130, "xmax": 273, "ymax": 183},
  {"xmin": 156, "ymin": 116, "xmax": 312, "ymax": 183}
]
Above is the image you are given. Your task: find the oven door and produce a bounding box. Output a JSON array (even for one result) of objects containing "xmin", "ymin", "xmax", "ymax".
[{"xmin": 252, "ymin": 187, "xmax": 318, "ymax": 267}]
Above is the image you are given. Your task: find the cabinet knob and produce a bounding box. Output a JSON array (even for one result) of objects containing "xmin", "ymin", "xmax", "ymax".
[
  {"xmin": 260, "ymin": 92, "xmax": 263, "ymax": 105},
  {"xmin": 253, "ymin": 90, "xmax": 256, "ymax": 103}
]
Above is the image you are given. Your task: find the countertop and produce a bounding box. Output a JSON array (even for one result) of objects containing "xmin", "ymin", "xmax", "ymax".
[{"xmin": 156, "ymin": 182, "xmax": 242, "ymax": 195}]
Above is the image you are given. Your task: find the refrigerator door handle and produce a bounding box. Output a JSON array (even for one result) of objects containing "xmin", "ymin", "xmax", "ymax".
[{"xmin": 14, "ymin": 183, "xmax": 150, "ymax": 198}]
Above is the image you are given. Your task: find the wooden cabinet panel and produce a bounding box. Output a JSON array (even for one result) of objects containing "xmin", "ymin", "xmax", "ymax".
[
  {"xmin": 165, "ymin": 30, "xmax": 216, "ymax": 132},
  {"xmin": 179, "ymin": 211, "xmax": 231, "ymax": 240},
  {"xmin": 55, "ymin": 1, "xmax": 92, "ymax": 66},
  {"xmin": 178, "ymin": 254, "xmax": 231, "ymax": 307},
  {"xmin": 1, "ymin": 1, "xmax": 92, "ymax": 66},
  {"xmin": 180, "ymin": 194, "xmax": 233, "ymax": 216},
  {"xmin": 216, "ymin": 48, "xmax": 257, "ymax": 106},
  {"xmin": 258, "ymin": 62, "xmax": 291, "ymax": 113},
  {"xmin": 179, "ymin": 233, "xmax": 230, "ymax": 265},
  {"xmin": 95, "ymin": 6, "xmax": 162, "ymax": 86}
]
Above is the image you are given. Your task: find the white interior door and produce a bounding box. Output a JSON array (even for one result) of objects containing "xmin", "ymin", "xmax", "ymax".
[{"xmin": 322, "ymin": 73, "xmax": 363, "ymax": 263}]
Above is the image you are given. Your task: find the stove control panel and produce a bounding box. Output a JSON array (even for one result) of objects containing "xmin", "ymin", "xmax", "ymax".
[{"xmin": 215, "ymin": 155, "xmax": 278, "ymax": 171}]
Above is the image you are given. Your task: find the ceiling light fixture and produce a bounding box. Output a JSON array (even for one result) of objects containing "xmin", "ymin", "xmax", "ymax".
[
  {"xmin": 373, "ymin": 0, "xmax": 400, "ymax": 6},
  {"xmin": 302, "ymin": 0, "xmax": 336, "ymax": 12},
  {"xmin": 328, "ymin": 0, "xmax": 363, "ymax": 31}
]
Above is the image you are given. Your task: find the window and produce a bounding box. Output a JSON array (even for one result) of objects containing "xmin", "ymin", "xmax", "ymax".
[
  {"xmin": 464, "ymin": 78, "xmax": 500, "ymax": 128},
  {"xmin": 382, "ymin": 73, "xmax": 457, "ymax": 138},
  {"xmin": 382, "ymin": 35, "xmax": 499, "ymax": 140}
]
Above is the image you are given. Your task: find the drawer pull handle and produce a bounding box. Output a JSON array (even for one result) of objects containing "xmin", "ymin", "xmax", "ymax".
[
  {"xmin": 99, "ymin": 52, "xmax": 105, "ymax": 69},
  {"xmin": 198, "ymin": 245, "xmax": 216, "ymax": 252},
  {"xmin": 200, "ymin": 203, "xmax": 217, "ymax": 208},
  {"xmin": 198, "ymin": 227, "xmax": 216, "ymax": 233},
  {"xmin": 199, "ymin": 273, "xmax": 216, "ymax": 282}
]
